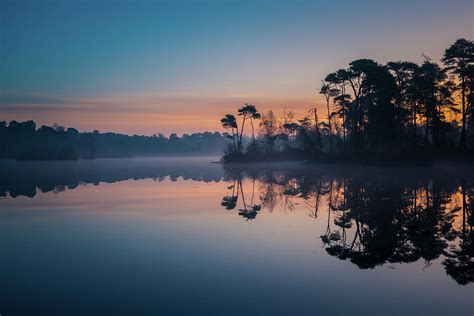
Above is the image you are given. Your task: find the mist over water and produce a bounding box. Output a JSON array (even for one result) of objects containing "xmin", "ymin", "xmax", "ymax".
[{"xmin": 0, "ymin": 158, "xmax": 472, "ymax": 315}]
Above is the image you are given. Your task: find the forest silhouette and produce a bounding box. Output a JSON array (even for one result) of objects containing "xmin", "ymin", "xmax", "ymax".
[
  {"xmin": 0, "ymin": 121, "xmax": 229, "ymax": 160},
  {"xmin": 221, "ymin": 38, "xmax": 474, "ymax": 164}
]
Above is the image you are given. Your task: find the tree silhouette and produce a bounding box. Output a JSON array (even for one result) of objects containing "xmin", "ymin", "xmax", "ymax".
[
  {"xmin": 221, "ymin": 114, "xmax": 238, "ymax": 152},
  {"xmin": 442, "ymin": 38, "xmax": 474, "ymax": 149},
  {"xmin": 304, "ymin": 106, "xmax": 323, "ymax": 157},
  {"xmin": 259, "ymin": 110, "xmax": 278, "ymax": 153},
  {"xmin": 219, "ymin": 39, "xmax": 474, "ymax": 163},
  {"xmin": 237, "ymin": 103, "xmax": 261, "ymax": 149},
  {"xmin": 387, "ymin": 61, "xmax": 419, "ymax": 144},
  {"xmin": 320, "ymin": 77, "xmax": 340, "ymax": 153},
  {"xmin": 328, "ymin": 69, "xmax": 352, "ymax": 153}
]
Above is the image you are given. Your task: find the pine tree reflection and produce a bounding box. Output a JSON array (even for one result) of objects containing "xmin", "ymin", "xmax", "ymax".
[
  {"xmin": 221, "ymin": 174, "xmax": 262, "ymax": 221},
  {"xmin": 442, "ymin": 180, "xmax": 474, "ymax": 285},
  {"xmin": 221, "ymin": 166, "xmax": 473, "ymax": 285}
]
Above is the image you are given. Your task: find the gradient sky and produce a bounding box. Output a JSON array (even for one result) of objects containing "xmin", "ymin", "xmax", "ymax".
[{"xmin": 1, "ymin": 0, "xmax": 473, "ymax": 135}]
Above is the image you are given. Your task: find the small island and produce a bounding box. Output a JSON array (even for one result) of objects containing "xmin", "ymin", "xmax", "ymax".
[{"xmin": 220, "ymin": 38, "xmax": 474, "ymax": 165}]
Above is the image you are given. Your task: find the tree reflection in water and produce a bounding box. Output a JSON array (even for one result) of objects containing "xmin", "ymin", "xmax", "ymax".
[
  {"xmin": 221, "ymin": 175, "xmax": 262, "ymax": 221},
  {"xmin": 221, "ymin": 164, "xmax": 473, "ymax": 285}
]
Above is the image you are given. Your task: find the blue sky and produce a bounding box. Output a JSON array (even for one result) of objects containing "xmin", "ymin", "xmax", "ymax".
[{"xmin": 1, "ymin": 0, "xmax": 472, "ymax": 134}]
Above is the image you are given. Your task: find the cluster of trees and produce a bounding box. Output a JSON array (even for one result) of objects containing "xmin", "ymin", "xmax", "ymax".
[
  {"xmin": 221, "ymin": 38, "xmax": 474, "ymax": 162},
  {"xmin": 0, "ymin": 120, "xmax": 230, "ymax": 160},
  {"xmin": 221, "ymin": 166, "xmax": 473, "ymax": 285}
]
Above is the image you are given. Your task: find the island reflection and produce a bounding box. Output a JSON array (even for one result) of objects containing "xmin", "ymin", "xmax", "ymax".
[{"xmin": 221, "ymin": 163, "xmax": 473, "ymax": 286}]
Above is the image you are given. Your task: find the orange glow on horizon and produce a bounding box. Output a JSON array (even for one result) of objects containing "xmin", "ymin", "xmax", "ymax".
[{"xmin": 0, "ymin": 92, "xmax": 326, "ymax": 136}]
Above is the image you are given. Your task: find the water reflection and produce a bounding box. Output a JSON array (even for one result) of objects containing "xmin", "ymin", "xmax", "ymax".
[
  {"xmin": 221, "ymin": 177, "xmax": 262, "ymax": 220},
  {"xmin": 1, "ymin": 159, "xmax": 472, "ymax": 289},
  {"xmin": 221, "ymin": 164, "xmax": 474, "ymax": 285},
  {"xmin": 0, "ymin": 158, "xmax": 223, "ymax": 198}
]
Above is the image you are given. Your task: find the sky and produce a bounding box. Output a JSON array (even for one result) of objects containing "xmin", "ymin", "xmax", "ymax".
[{"xmin": 1, "ymin": 0, "xmax": 473, "ymax": 135}]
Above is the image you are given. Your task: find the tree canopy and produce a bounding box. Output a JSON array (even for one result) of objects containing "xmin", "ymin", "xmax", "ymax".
[{"xmin": 220, "ymin": 38, "xmax": 474, "ymax": 163}]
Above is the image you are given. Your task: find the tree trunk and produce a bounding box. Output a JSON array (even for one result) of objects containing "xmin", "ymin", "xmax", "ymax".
[
  {"xmin": 461, "ymin": 179, "xmax": 466, "ymax": 239},
  {"xmin": 326, "ymin": 96, "xmax": 332, "ymax": 153},
  {"xmin": 342, "ymin": 85, "xmax": 346, "ymax": 154},
  {"xmin": 412, "ymin": 104, "xmax": 417, "ymax": 147},
  {"xmin": 239, "ymin": 115, "xmax": 246, "ymax": 152},
  {"xmin": 250, "ymin": 119, "xmax": 255, "ymax": 143},
  {"xmin": 231, "ymin": 127, "xmax": 237, "ymax": 152},
  {"xmin": 349, "ymin": 80, "xmax": 360, "ymax": 151},
  {"xmin": 342, "ymin": 111, "xmax": 346, "ymax": 153},
  {"xmin": 460, "ymin": 74, "xmax": 466, "ymax": 149}
]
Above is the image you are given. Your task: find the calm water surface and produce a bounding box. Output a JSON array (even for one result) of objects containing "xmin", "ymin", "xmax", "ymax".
[{"xmin": 0, "ymin": 158, "xmax": 473, "ymax": 315}]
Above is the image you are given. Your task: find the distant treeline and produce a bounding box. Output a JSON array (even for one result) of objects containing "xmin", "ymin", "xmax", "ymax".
[
  {"xmin": 221, "ymin": 38, "xmax": 474, "ymax": 163},
  {"xmin": 0, "ymin": 120, "xmax": 230, "ymax": 160}
]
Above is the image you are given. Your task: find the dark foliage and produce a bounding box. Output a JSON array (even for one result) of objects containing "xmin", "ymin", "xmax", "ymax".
[
  {"xmin": 0, "ymin": 120, "xmax": 230, "ymax": 160},
  {"xmin": 220, "ymin": 38, "xmax": 474, "ymax": 164}
]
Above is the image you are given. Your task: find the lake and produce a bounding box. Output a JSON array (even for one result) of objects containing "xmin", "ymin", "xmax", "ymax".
[{"xmin": 0, "ymin": 158, "xmax": 472, "ymax": 315}]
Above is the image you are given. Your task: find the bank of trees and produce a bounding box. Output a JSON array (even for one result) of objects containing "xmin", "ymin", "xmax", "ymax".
[
  {"xmin": 0, "ymin": 120, "xmax": 230, "ymax": 160},
  {"xmin": 221, "ymin": 38, "xmax": 474, "ymax": 162}
]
